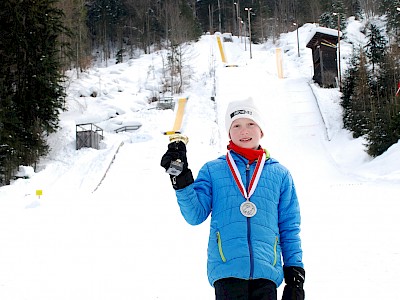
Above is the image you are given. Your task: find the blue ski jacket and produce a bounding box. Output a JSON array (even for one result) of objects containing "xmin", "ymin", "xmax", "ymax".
[{"xmin": 175, "ymin": 151, "xmax": 303, "ymax": 287}]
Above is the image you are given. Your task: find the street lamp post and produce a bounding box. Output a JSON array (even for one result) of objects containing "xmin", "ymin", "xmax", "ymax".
[
  {"xmin": 333, "ymin": 12, "xmax": 341, "ymax": 91},
  {"xmin": 234, "ymin": 1, "xmax": 240, "ymax": 38},
  {"xmin": 293, "ymin": 22, "xmax": 300, "ymax": 57},
  {"xmin": 217, "ymin": 0, "xmax": 222, "ymax": 33},
  {"xmin": 243, "ymin": 20, "xmax": 246, "ymax": 50},
  {"xmin": 245, "ymin": 7, "xmax": 252, "ymax": 59}
]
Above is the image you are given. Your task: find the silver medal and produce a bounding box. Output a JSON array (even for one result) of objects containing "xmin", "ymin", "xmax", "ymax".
[{"xmin": 240, "ymin": 201, "xmax": 257, "ymax": 218}]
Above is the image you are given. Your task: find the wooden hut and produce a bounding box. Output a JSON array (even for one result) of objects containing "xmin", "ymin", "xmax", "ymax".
[{"xmin": 306, "ymin": 27, "xmax": 342, "ymax": 88}]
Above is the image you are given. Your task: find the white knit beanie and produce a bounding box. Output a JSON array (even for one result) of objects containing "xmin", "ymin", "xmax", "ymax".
[{"xmin": 225, "ymin": 97, "xmax": 264, "ymax": 134}]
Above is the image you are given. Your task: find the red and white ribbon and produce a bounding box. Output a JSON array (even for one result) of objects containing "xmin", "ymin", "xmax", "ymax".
[{"xmin": 226, "ymin": 150, "xmax": 266, "ymax": 201}]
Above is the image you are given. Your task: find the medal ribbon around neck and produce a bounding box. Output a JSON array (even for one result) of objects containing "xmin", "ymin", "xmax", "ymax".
[{"xmin": 226, "ymin": 150, "xmax": 266, "ymax": 216}]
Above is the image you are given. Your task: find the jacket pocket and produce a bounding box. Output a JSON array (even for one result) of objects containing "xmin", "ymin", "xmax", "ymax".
[
  {"xmin": 216, "ymin": 231, "xmax": 227, "ymax": 262},
  {"xmin": 273, "ymin": 236, "xmax": 279, "ymax": 266}
]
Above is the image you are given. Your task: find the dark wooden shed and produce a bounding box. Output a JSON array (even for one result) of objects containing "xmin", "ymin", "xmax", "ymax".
[{"xmin": 306, "ymin": 27, "xmax": 342, "ymax": 88}]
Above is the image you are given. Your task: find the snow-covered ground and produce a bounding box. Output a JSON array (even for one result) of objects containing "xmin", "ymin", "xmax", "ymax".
[{"xmin": 1, "ymin": 20, "xmax": 399, "ymax": 299}]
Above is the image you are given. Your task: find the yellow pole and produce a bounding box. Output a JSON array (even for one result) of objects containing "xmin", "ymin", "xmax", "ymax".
[
  {"xmin": 172, "ymin": 97, "xmax": 188, "ymax": 132},
  {"xmin": 276, "ymin": 48, "xmax": 283, "ymax": 79},
  {"xmin": 216, "ymin": 36, "xmax": 227, "ymax": 63}
]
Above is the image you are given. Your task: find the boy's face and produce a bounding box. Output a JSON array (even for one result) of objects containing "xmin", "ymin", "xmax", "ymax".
[{"xmin": 229, "ymin": 118, "xmax": 263, "ymax": 149}]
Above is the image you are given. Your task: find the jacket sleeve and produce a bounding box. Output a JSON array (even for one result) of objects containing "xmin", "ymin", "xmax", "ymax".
[
  {"xmin": 278, "ymin": 170, "xmax": 304, "ymax": 268},
  {"xmin": 175, "ymin": 163, "xmax": 213, "ymax": 225}
]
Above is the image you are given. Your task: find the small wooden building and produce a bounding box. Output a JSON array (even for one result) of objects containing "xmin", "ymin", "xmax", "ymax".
[
  {"xmin": 306, "ymin": 27, "xmax": 342, "ymax": 88},
  {"xmin": 76, "ymin": 123, "xmax": 104, "ymax": 150}
]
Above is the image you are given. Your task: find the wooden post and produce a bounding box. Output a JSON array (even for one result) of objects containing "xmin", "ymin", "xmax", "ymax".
[{"xmin": 276, "ymin": 48, "xmax": 283, "ymax": 79}]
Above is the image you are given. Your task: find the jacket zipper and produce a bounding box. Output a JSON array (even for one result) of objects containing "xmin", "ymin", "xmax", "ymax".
[
  {"xmin": 216, "ymin": 231, "xmax": 227, "ymax": 262},
  {"xmin": 245, "ymin": 163, "xmax": 254, "ymax": 279},
  {"xmin": 273, "ymin": 236, "xmax": 278, "ymax": 266}
]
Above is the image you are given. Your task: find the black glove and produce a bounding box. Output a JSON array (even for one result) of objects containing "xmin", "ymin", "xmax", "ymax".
[
  {"xmin": 160, "ymin": 141, "xmax": 194, "ymax": 190},
  {"xmin": 281, "ymin": 266, "xmax": 305, "ymax": 300}
]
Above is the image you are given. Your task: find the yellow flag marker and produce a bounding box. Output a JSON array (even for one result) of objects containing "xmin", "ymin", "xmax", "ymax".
[{"xmin": 36, "ymin": 190, "xmax": 43, "ymax": 199}]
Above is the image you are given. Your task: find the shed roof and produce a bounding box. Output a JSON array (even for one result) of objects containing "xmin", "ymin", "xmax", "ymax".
[{"xmin": 306, "ymin": 27, "xmax": 342, "ymax": 49}]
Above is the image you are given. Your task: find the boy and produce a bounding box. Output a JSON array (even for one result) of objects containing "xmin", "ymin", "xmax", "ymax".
[{"xmin": 161, "ymin": 98, "xmax": 305, "ymax": 300}]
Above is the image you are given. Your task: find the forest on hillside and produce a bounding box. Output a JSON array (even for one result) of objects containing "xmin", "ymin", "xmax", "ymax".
[
  {"xmin": 0, "ymin": 0, "xmax": 399, "ymax": 185},
  {"xmin": 55, "ymin": 0, "xmax": 400, "ymax": 69}
]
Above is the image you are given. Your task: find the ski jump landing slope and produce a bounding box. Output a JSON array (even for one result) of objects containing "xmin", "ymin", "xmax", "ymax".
[
  {"xmin": 94, "ymin": 35, "xmax": 400, "ymax": 299},
  {"xmin": 1, "ymin": 34, "xmax": 399, "ymax": 300}
]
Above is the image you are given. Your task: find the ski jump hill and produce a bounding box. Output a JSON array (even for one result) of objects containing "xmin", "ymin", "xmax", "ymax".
[{"xmin": 1, "ymin": 31, "xmax": 399, "ymax": 300}]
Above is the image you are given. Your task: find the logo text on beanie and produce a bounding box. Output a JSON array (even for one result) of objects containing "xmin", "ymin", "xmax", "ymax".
[{"xmin": 230, "ymin": 109, "xmax": 253, "ymax": 119}]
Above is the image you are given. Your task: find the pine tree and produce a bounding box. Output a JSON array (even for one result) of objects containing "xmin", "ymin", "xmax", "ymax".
[
  {"xmin": 0, "ymin": 0, "xmax": 67, "ymax": 184},
  {"xmin": 319, "ymin": 0, "xmax": 347, "ymax": 31},
  {"xmin": 0, "ymin": 89, "xmax": 21, "ymax": 185},
  {"xmin": 87, "ymin": 0, "xmax": 128, "ymax": 61},
  {"xmin": 341, "ymin": 48, "xmax": 360, "ymax": 133},
  {"xmin": 349, "ymin": 0, "xmax": 362, "ymax": 20},
  {"xmin": 58, "ymin": 0, "xmax": 90, "ymax": 73},
  {"xmin": 365, "ymin": 48, "xmax": 400, "ymax": 157},
  {"xmin": 380, "ymin": 0, "xmax": 400, "ymax": 35},
  {"xmin": 365, "ymin": 23, "xmax": 387, "ymax": 73},
  {"xmin": 341, "ymin": 48, "xmax": 372, "ymax": 138},
  {"xmin": 176, "ymin": 0, "xmax": 202, "ymax": 43}
]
